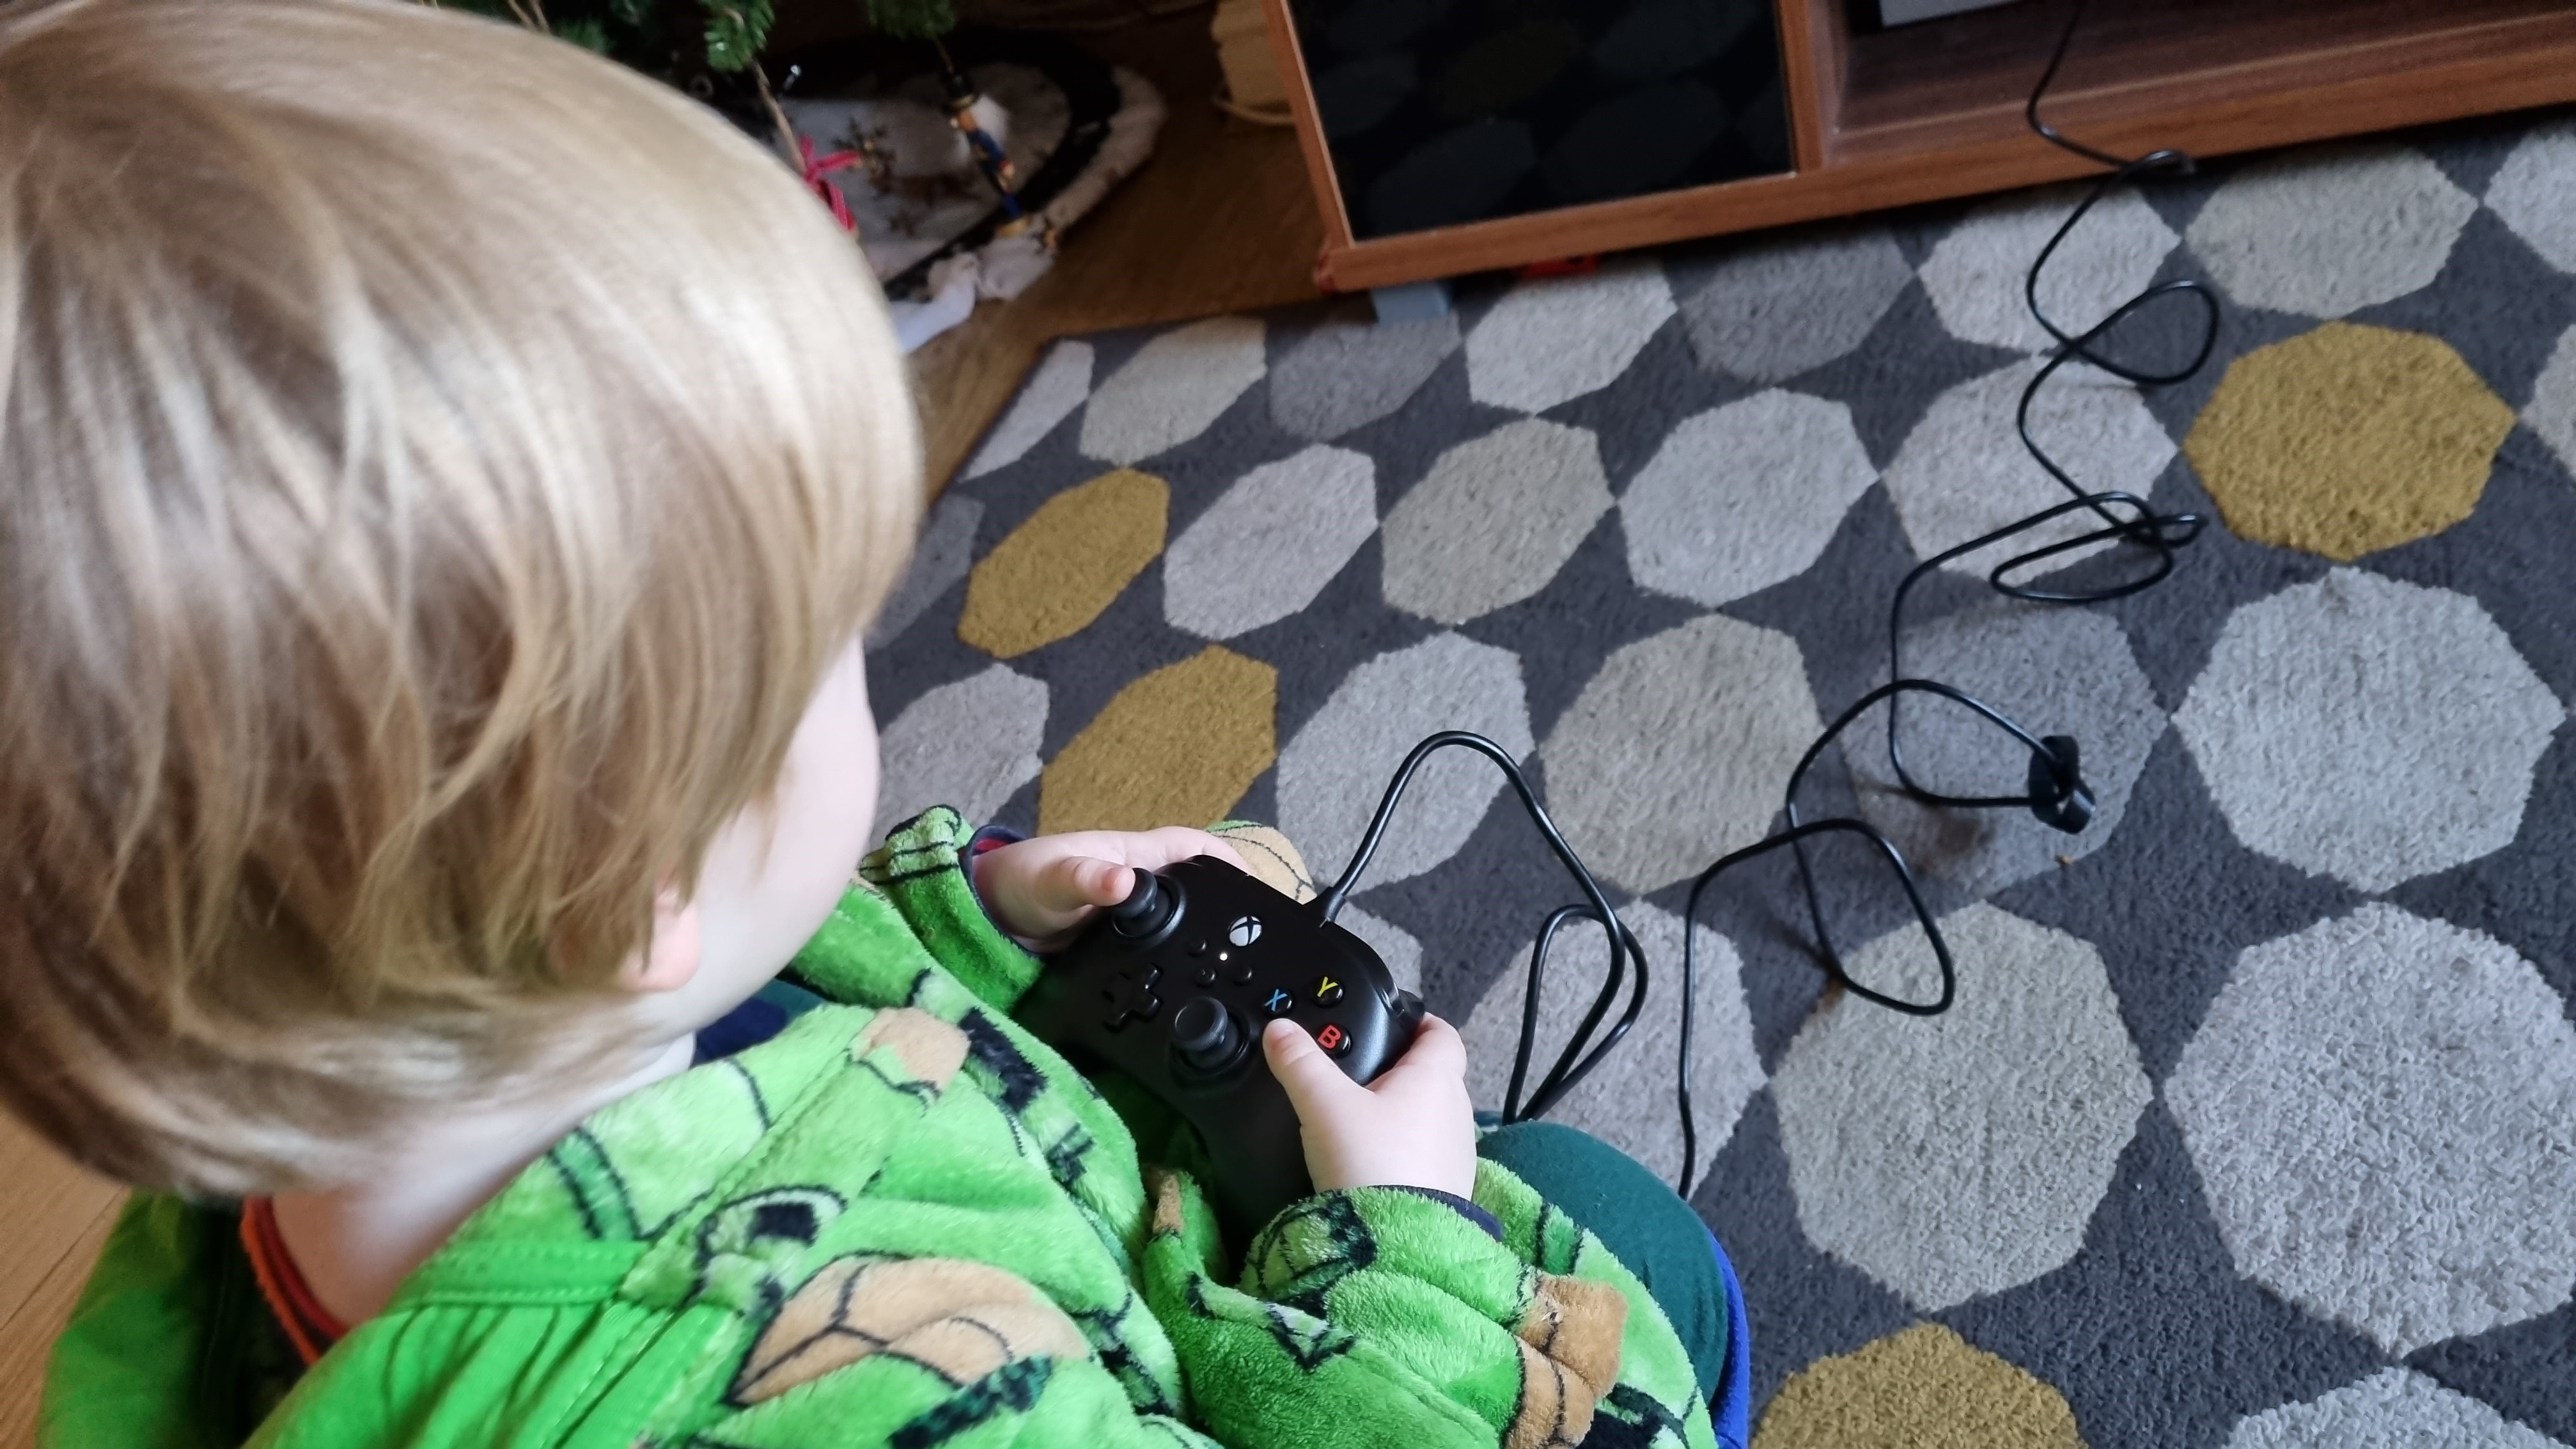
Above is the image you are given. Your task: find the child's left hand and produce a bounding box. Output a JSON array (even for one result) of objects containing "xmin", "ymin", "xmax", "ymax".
[{"xmin": 972, "ymin": 828, "xmax": 1249, "ymax": 953}]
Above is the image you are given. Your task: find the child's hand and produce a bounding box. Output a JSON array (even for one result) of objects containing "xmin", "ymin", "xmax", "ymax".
[
  {"xmin": 972, "ymin": 828, "xmax": 1248, "ymax": 952},
  {"xmin": 1263, "ymin": 1014, "xmax": 1479, "ymax": 1200}
]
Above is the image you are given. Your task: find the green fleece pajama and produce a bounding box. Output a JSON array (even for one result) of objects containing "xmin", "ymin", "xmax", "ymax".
[{"xmin": 40, "ymin": 808, "xmax": 1718, "ymax": 1449}]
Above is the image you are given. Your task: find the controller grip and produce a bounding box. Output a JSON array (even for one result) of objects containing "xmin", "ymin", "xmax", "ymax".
[
  {"xmin": 1206, "ymin": 991, "xmax": 1430, "ymax": 1234},
  {"xmin": 1197, "ymin": 1082, "xmax": 1321, "ymax": 1235},
  {"xmin": 1014, "ymin": 856, "xmax": 1426, "ymax": 1242},
  {"xmin": 1392, "ymin": 988, "xmax": 1425, "ymax": 1035}
]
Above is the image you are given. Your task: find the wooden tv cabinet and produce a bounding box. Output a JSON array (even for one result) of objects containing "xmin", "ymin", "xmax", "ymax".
[{"xmin": 1258, "ymin": 0, "xmax": 2576, "ymax": 294}]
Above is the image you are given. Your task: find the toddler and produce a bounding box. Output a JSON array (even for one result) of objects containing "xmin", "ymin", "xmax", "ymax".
[{"xmin": 2, "ymin": 2, "xmax": 1741, "ymax": 1444}]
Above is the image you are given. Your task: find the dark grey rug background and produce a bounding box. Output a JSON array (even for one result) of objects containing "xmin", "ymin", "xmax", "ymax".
[{"xmin": 868, "ymin": 108, "xmax": 2576, "ymax": 1446}]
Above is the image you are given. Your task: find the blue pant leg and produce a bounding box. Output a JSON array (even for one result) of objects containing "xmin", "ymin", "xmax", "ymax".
[
  {"xmin": 1476, "ymin": 1120, "xmax": 1748, "ymax": 1407},
  {"xmin": 1701, "ymin": 1224, "xmax": 1753, "ymax": 1449}
]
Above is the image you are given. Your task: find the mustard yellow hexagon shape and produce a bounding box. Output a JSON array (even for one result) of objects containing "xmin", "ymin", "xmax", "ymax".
[
  {"xmin": 1753, "ymin": 1322, "xmax": 2086, "ymax": 1449},
  {"xmin": 1040, "ymin": 645, "xmax": 1277, "ymax": 834},
  {"xmin": 958, "ymin": 468, "xmax": 1168, "ymax": 658},
  {"xmin": 2183, "ymin": 322, "xmax": 2513, "ymax": 561}
]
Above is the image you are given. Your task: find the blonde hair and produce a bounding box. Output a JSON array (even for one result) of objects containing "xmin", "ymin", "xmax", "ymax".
[{"xmin": 0, "ymin": 0, "xmax": 921, "ymax": 1194}]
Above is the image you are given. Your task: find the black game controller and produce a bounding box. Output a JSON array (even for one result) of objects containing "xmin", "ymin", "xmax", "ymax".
[{"xmin": 1015, "ymin": 856, "xmax": 1425, "ymax": 1238}]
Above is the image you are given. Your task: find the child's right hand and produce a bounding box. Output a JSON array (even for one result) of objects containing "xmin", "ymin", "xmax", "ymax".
[{"xmin": 1261, "ymin": 1014, "xmax": 1479, "ymax": 1200}]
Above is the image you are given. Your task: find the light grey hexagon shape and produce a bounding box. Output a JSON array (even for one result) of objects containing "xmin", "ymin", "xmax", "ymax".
[
  {"xmin": 871, "ymin": 662, "xmax": 1048, "ymax": 842},
  {"xmin": 1382, "ymin": 418, "xmax": 1612, "ymax": 625},
  {"xmin": 1079, "ymin": 316, "xmax": 1267, "ymax": 466},
  {"xmin": 1772, "ymin": 902, "xmax": 2151, "ymax": 1312},
  {"xmin": 1462, "ymin": 900, "xmax": 1764, "ymax": 1186},
  {"xmin": 2170, "ymin": 904, "xmax": 2576, "ymax": 1355},
  {"xmin": 1921, "ymin": 184, "xmax": 2177, "ymax": 352},
  {"xmin": 868, "ymin": 492, "xmax": 983, "ymax": 646},
  {"xmin": 1542, "ymin": 613, "xmax": 1822, "ymax": 895},
  {"xmin": 1883, "ymin": 357, "xmax": 2174, "ymax": 577},
  {"xmin": 2175, "ymin": 569, "xmax": 2564, "ymax": 893},
  {"xmin": 2529, "ymin": 321, "xmax": 2576, "ymax": 480},
  {"xmin": 1277, "ymin": 632, "xmax": 1534, "ymax": 889},
  {"xmin": 1164, "ymin": 444, "xmax": 1379, "ymax": 639},
  {"xmin": 1270, "ymin": 314, "xmax": 1460, "ymax": 441},
  {"xmin": 2224, "ymin": 1369, "xmax": 2566, "ymax": 1449},
  {"xmin": 965, "ymin": 340, "xmax": 1093, "ymax": 480},
  {"xmin": 1465, "ymin": 258, "xmax": 1675, "ymax": 413},
  {"xmin": 1678, "ymin": 225, "xmax": 1912, "ymax": 383},
  {"xmin": 2484, "ymin": 118, "xmax": 2576, "ymax": 276},
  {"xmin": 1336, "ymin": 904, "xmax": 1423, "ymax": 998},
  {"xmin": 1843, "ymin": 604, "xmax": 2166, "ymax": 897},
  {"xmin": 2185, "ymin": 145, "xmax": 2476, "ymax": 317},
  {"xmin": 1623, "ymin": 389, "xmax": 1878, "ymax": 608}
]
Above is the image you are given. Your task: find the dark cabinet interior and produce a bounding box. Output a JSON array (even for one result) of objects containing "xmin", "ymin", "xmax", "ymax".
[{"xmin": 1284, "ymin": 0, "xmax": 1793, "ymax": 240}]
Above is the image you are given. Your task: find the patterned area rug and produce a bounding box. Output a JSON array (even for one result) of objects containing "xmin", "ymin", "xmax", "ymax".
[{"xmin": 866, "ymin": 111, "xmax": 2576, "ymax": 1448}]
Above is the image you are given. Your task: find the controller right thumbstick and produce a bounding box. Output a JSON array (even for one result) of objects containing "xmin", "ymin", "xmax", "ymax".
[{"xmin": 1171, "ymin": 996, "xmax": 1245, "ymax": 1076}]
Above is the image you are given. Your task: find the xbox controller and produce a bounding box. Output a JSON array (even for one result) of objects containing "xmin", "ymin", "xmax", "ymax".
[{"xmin": 1014, "ymin": 856, "xmax": 1425, "ymax": 1239}]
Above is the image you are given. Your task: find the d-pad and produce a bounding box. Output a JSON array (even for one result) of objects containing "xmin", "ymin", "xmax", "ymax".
[{"xmin": 1099, "ymin": 964, "xmax": 1162, "ymax": 1031}]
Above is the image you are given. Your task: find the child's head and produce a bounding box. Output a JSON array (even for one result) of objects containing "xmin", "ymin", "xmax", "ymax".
[{"xmin": 0, "ymin": 0, "xmax": 921, "ymax": 1194}]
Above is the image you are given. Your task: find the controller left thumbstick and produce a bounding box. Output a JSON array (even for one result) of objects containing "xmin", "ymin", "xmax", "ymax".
[{"xmin": 1109, "ymin": 869, "xmax": 1180, "ymax": 940}]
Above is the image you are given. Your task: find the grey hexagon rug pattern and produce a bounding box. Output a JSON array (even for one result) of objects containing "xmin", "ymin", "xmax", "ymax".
[{"xmin": 868, "ymin": 111, "xmax": 2576, "ymax": 1448}]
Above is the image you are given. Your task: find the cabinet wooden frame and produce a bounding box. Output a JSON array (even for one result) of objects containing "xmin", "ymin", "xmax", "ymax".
[{"xmin": 1258, "ymin": 0, "xmax": 2576, "ymax": 292}]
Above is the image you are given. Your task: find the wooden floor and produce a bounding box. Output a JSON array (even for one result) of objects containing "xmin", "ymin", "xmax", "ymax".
[
  {"xmin": 0, "ymin": 11, "xmax": 1317, "ymax": 1443},
  {"xmin": 0, "ymin": 1118, "xmax": 122, "ymax": 1445},
  {"xmin": 907, "ymin": 10, "xmax": 1324, "ymax": 489}
]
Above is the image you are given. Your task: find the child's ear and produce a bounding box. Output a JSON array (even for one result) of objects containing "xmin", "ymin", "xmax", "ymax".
[{"xmin": 618, "ymin": 881, "xmax": 703, "ymax": 994}]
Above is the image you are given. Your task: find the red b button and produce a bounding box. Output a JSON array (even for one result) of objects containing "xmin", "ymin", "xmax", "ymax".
[{"xmin": 1314, "ymin": 1022, "xmax": 1352, "ymax": 1058}]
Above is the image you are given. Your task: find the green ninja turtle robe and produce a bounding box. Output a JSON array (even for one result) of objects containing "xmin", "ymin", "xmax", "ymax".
[{"xmin": 40, "ymin": 809, "xmax": 1717, "ymax": 1449}]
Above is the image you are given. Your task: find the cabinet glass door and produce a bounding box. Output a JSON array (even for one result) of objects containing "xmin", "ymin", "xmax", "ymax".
[{"xmin": 1288, "ymin": 0, "xmax": 1795, "ymax": 240}]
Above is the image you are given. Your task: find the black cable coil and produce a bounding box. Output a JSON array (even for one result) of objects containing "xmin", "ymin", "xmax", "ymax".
[{"xmin": 1309, "ymin": 0, "xmax": 2222, "ymax": 1198}]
